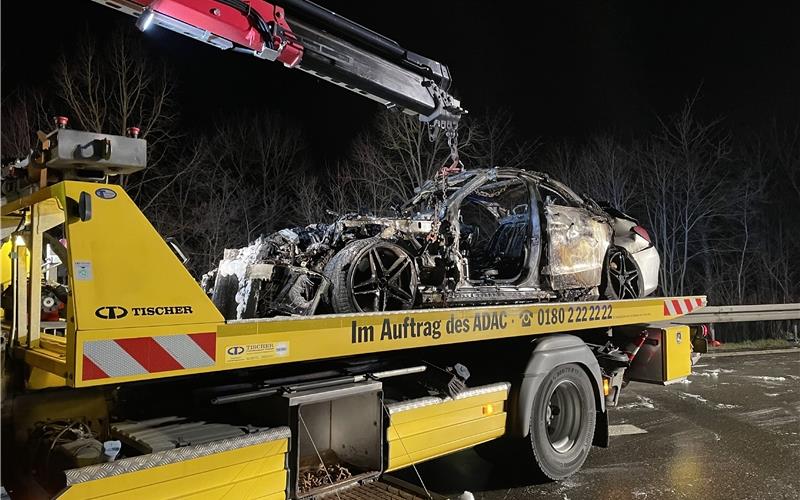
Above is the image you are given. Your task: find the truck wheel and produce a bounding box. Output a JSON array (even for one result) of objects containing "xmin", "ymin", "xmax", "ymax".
[
  {"xmin": 324, "ymin": 238, "xmax": 417, "ymax": 313},
  {"xmin": 528, "ymin": 363, "xmax": 596, "ymax": 481}
]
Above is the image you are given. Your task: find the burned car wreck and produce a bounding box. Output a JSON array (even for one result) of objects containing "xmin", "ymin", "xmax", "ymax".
[{"xmin": 206, "ymin": 168, "xmax": 659, "ymax": 319}]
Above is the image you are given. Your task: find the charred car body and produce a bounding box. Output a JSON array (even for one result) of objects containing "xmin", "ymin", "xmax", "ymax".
[{"xmin": 207, "ymin": 168, "xmax": 659, "ymax": 319}]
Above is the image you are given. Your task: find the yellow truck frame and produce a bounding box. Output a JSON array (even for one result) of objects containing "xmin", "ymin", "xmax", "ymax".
[{"xmin": 1, "ymin": 180, "xmax": 706, "ymax": 499}]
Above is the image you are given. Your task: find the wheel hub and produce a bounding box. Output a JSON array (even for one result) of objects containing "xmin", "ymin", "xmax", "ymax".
[
  {"xmin": 609, "ymin": 249, "xmax": 639, "ymax": 299},
  {"xmin": 545, "ymin": 381, "xmax": 582, "ymax": 454},
  {"xmin": 349, "ymin": 243, "xmax": 416, "ymax": 312}
]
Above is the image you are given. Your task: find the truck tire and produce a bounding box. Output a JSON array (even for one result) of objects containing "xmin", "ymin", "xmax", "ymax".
[
  {"xmin": 324, "ymin": 238, "xmax": 417, "ymax": 313},
  {"xmin": 528, "ymin": 363, "xmax": 596, "ymax": 481}
]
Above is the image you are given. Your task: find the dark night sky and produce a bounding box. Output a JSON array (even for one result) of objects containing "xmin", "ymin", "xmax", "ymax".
[{"xmin": 2, "ymin": 1, "xmax": 799, "ymax": 158}]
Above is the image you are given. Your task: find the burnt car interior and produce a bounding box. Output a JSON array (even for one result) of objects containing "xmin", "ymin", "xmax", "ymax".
[
  {"xmin": 459, "ymin": 178, "xmax": 533, "ymax": 283},
  {"xmin": 538, "ymin": 184, "xmax": 572, "ymax": 207}
]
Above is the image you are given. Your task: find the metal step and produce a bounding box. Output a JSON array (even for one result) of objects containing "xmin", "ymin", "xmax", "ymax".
[{"xmin": 327, "ymin": 477, "xmax": 446, "ymax": 500}]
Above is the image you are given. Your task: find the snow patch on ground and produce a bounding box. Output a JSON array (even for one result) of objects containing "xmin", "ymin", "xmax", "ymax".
[
  {"xmin": 747, "ymin": 376, "xmax": 787, "ymax": 382},
  {"xmin": 715, "ymin": 403, "xmax": 740, "ymax": 409},
  {"xmin": 692, "ymin": 368, "xmax": 736, "ymax": 377},
  {"xmin": 529, "ymin": 476, "xmax": 580, "ymax": 497},
  {"xmin": 742, "ymin": 407, "xmax": 782, "ymax": 425},
  {"xmin": 679, "ymin": 392, "xmax": 708, "ymax": 403},
  {"xmin": 617, "ymin": 395, "xmax": 655, "ymax": 410},
  {"xmin": 764, "ymin": 393, "xmax": 780, "ymax": 397},
  {"xmin": 632, "ymin": 487, "xmax": 676, "ymax": 499}
]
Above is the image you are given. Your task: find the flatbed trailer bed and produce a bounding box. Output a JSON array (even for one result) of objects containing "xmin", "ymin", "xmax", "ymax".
[{"xmin": 75, "ymin": 295, "xmax": 702, "ymax": 387}]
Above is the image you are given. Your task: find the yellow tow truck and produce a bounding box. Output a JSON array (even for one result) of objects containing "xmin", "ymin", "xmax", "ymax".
[
  {"xmin": 1, "ymin": 1, "xmax": 708, "ymax": 498},
  {"xmin": 0, "ymin": 127, "xmax": 705, "ymax": 498}
]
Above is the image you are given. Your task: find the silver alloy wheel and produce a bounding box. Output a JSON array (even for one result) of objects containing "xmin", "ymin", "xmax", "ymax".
[
  {"xmin": 607, "ymin": 247, "xmax": 641, "ymax": 299},
  {"xmin": 545, "ymin": 380, "xmax": 583, "ymax": 454},
  {"xmin": 348, "ymin": 242, "xmax": 416, "ymax": 312}
]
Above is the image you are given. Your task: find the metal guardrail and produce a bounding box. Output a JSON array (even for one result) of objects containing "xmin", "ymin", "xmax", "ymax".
[{"xmin": 681, "ymin": 303, "xmax": 800, "ymax": 324}]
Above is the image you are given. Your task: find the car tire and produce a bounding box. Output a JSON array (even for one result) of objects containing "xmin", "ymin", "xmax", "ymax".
[
  {"xmin": 527, "ymin": 363, "xmax": 596, "ymax": 481},
  {"xmin": 602, "ymin": 246, "xmax": 642, "ymax": 300},
  {"xmin": 324, "ymin": 238, "xmax": 417, "ymax": 313}
]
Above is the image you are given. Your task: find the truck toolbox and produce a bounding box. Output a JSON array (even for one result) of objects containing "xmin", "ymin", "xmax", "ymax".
[
  {"xmin": 385, "ymin": 383, "xmax": 510, "ymax": 471},
  {"xmin": 57, "ymin": 428, "xmax": 290, "ymax": 500},
  {"xmin": 620, "ymin": 324, "xmax": 693, "ymax": 384}
]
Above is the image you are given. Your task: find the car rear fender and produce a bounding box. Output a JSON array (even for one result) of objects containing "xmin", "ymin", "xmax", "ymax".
[{"xmin": 611, "ymin": 216, "xmax": 652, "ymax": 254}]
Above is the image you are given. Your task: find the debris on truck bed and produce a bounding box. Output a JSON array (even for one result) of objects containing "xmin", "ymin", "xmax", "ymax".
[{"xmin": 298, "ymin": 462, "xmax": 353, "ymax": 492}]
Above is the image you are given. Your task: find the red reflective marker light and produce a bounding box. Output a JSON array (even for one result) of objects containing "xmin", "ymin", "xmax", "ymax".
[{"xmin": 632, "ymin": 225, "xmax": 651, "ymax": 243}]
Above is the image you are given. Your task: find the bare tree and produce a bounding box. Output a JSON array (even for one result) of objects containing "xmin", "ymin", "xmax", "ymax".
[
  {"xmin": 543, "ymin": 135, "xmax": 636, "ymax": 211},
  {"xmin": 145, "ymin": 138, "xmax": 257, "ymax": 276},
  {"xmin": 294, "ymin": 169, "xmax": 331, "ymax": 225},
  {"xmin": 769, "ymin": 121, "xmax": 800, "ymax": 198},
  {"xmin": 341, "ymin": 110, "xmax": 533, "ymax": 212},
  {"xmin": 1, "ymin": 89, "xmax": 50, "ymax": 159},
  {"xmin": 210, "ymin": 112, "xmax": 308, "ymax": 238},
  {"xmin": 348, "ymin": 111, "xmax": 462, "ymax": 203},
  {"xmin": 470, "ymin": 109, "xmax": 539, "ymax": 169},
  {"xmin": 54, "ymin": 26, "xmax": 177, "ymax": 171},
  {"xmin": 639, "ymin": 98, "xmax": 735, "ymax": 296}
]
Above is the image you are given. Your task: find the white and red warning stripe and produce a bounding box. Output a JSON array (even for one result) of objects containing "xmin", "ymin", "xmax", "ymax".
[
  {"xmin": 663, "ymin": 297, "xmax": 706, "ymax": 317},
  {"xmin": 82, "ymin": 332, "xmax": 215, "ymax": 381}
]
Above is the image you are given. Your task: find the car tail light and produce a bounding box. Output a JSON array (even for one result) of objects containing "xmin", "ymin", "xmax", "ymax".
[{"xmin": 632, "ymin": 225, "xmax": 651, "ymax": 243}]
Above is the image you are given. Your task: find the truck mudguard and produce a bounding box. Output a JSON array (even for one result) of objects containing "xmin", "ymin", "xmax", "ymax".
[{"xmin": 507, "ymin": 334, "xmax": 605, "ymax": 439}]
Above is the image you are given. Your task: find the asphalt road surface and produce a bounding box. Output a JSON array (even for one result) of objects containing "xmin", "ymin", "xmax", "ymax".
[{"xmin": 393, "ymin": 350, "xmax": 799, "ymax": 500}]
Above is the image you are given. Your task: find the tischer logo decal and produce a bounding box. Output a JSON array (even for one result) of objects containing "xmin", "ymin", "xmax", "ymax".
[
  {"xmin": 94, "ymin": 305, "xmax": 194, "ymax": 319},
  {"xmin": 95, "ymin": 306, "xmax": 128, "ymax": 319},
  {"xmin": 227, "ymin": 346, "xmax": 245, "ymax": 356},
  {"xmin": 225, "ymin": 342, "xmax": 289, "ymax": 363},
  {"xmin": 95, "ymin": 188, "xmax": 117, "ymax": 199},
  {"xmin": 131, "ymin": 306, "xmax": 193, "ymax": 316}
]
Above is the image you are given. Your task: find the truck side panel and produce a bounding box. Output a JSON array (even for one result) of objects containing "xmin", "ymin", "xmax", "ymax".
[
  {"xmin": 58, "ymin": 433, "xmax": 289, "ymax": 500},
  {"xmin": 385, "ymin": 383, "xmax": 509, "ymax": 471}
]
